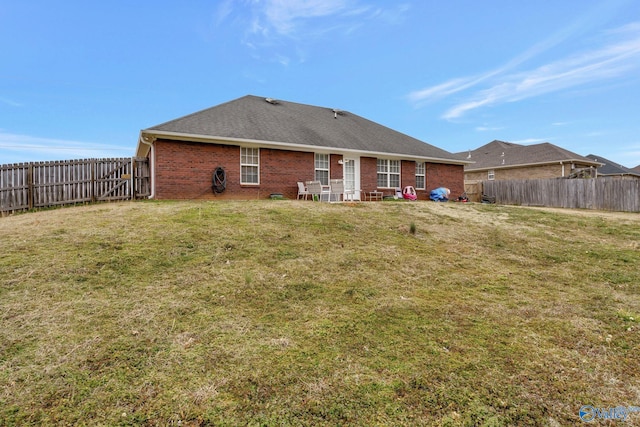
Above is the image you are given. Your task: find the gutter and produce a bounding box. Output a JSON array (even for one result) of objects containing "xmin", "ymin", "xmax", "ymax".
[
  {"xmin": 138, "ymin": 132, "xmax": 155, "ymax": 199},
  {"xmin": 465, "ymin": 158, "xmax": 604, "ymax": 172},
  {"xmin": 139, "ymin": 129, "xmax": 473, "ymax": 166}
]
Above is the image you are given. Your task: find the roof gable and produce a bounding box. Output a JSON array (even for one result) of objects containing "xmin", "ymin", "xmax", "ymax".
[
  {"xmin": 140, "ymin": 95, "xmax": 465, "ymax": 163},
  {"xmin": 460, "ymin": 140, "xmax": 601, "ymax": 170}
]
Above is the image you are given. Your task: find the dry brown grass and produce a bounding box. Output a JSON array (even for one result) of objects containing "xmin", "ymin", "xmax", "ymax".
[{"xmin": 1, "ymin": 200, "xmax": 639, "ymax": 425}]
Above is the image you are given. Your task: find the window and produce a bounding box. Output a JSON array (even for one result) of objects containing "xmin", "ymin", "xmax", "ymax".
[
  {"xmin": 377, "ymin": 159, "xmax": 400, "ymax": 188},
  {"xmin": 315, "ymin": 153, "xmax": 329, "ymax": 185},
  {"xmin": 241, "ymin": 147, "xmax": 259, "ymax": 184},
  {"xmin": 415, "ymin": 162, "xmax": 425, "ymax": 189},
  {"xmin": 488, "ymin": 169, "xmax": 495, "ymax": 180}
]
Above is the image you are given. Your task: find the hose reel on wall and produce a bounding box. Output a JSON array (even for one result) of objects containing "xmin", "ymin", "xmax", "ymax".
[{"xmin": 212, "ymin": 166, "xmax": 226, "ymax": 194}]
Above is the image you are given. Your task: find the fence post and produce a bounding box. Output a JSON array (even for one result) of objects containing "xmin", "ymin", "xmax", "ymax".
[
  {"xmin": 130, "ymin": 157, "xmax": 135, "ymax": 200},
  {"xmin": 28, "ymin": 163, "xmax": 34, "ymax": 210},
  {"xmin": 91, "ymin": 159, "xmax": 96, "ymax": 203}
]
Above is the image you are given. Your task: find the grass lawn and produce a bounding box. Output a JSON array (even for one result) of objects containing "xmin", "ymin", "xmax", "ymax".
[{"xmin": 1, "ymin": 200, "xmax": 639, "ymax": 426}]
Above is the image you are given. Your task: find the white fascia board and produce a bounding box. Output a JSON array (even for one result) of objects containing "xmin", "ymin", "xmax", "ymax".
[
  {"xmin": 136, "ymin": 131, "xmax": 152, "ymax": 157},
  {"xmin": 465, "ymin": 159, "xmax": 603, "ymax": 171},
  {"xmin": 139, "ymin": 130, "xmax": 472, "ymax": 165}
]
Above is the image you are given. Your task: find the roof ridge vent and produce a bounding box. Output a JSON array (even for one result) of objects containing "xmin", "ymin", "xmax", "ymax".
[{"xmin": 265, "ymin": 98, "xmax": 279, "ymax": 105}]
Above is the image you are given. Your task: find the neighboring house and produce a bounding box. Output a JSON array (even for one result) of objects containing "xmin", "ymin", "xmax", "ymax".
[
  {"xmin": 586, "ymin": 155, "xmax": 640, "ymax": 179},
  {"xmin": 459, "ymin": 140, "xmax": 602, "ymax": 181},
  {"xmin": 135, "ymin": 95, "xmax": 470, "ymax": 201}
]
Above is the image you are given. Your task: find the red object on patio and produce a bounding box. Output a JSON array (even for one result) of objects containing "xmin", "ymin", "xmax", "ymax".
[{"xmin": 402, "ymin": 186, "xmax": 417, "ymax": 201}]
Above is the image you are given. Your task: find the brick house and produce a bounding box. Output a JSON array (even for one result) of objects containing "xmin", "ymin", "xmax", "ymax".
[
  {"xmin": 135, "ymin": 95, "xmax": 469, "ymax": 201},
  {"xmin": 585, "ymin": 155, "xmax": 640, "ymax": 179},
  {"xmin": 460, "ymin": 140, "xmax": 602, "ymax": 182}
]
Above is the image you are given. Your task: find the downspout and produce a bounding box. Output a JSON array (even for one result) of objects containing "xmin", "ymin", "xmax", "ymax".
[
  {"xmin": 138, "ymin": 133, "xmax": 156, "ymax": 199},
  {"xmin": 560, "ymin": 161, "xmax": 565, "ymax": 177}
]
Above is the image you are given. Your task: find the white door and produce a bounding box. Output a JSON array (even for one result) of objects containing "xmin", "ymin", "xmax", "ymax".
[{"xmin": 343, "ymin": 158, "xmax": 360, "ymax": 200}]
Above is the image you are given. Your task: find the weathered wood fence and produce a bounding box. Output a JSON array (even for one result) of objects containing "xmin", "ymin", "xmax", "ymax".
[
  {"xmin": 482, "ymin": 178, "xmax": 640, "ymax": 212},
  {"xmin": 1, "ymin": 158, "xmax": 150, "ymax": 215}
]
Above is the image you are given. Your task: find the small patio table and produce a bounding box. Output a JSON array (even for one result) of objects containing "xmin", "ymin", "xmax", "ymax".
[{"xmin": 365, "ymin": 190, "xmax": 383, "ymax": 201}]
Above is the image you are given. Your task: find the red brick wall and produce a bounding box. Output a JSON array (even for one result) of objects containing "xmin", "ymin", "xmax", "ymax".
[
  {"xmin": 152, "ymin": 139, "xmax": 465, "ymax": 200},
  {"xmin": 426, "ymin": 163, "xmax": 465, "ymax": 199},
  {"xmin": 360, "ymin": 157, "xmax": 378, "ymax": 194},
  {"xmin": 154, "ymin": 140, "xmax": 237, "ymax": 199},
  {"xmin": 401, "ymin": 160, "xmax": 416, "ymax": 196},
  {"xmin": 330, "ymin": 154, "xmax": 343, "ymax": 179},
  {"xmin": 154, "ymin": 140, "xmax": 314, "ymax": 199},
  {"xmin": 359, "ymin": 158, "xmax": 463, "ymax": 200},
  {"xmin": 261, "ymin": 148, "xmax": 315, "ymax": 198}
]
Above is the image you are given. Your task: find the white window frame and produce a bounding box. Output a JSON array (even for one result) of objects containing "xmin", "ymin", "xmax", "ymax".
[
  {"xmin": 415, "ymin": 162, "xmax": 425, "ymax": 189},
  {"xmin": 377, "ymin": 159, "xmax": 400, "ymax": 188},
  {"xmin": 240, "ymin": 147, "xmax": 260, "ymax": 185},
  {"xmin": 488, "ymin": 169, "xmax": 495, "ymax": 181},
  {"xmin": 315, "ymin": 153, "xmax": 329, "ymax": 185}
]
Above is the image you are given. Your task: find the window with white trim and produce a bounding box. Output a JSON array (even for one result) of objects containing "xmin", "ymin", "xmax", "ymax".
[
  {"xmin": 240, "ymin": 147, "xmax": 259, "ymax": 184},
  {"xmin": 377, "ymin": 159, "xmax": 400, "ymax": 188},
  {"xmin": 315, "ymin": 153, "xmax": 329, "ymax": 185},
  {"xmin": 415, "ymin": 162, "xmax": 425, "ymax": 189},
  {"xmin": 488, "ymin": 169, "xmax": 495, "ymax": 181}
]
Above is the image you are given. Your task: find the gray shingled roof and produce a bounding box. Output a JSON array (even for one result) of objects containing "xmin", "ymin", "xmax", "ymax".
[
  {"xmin": 459, "ymin": 140, "xmax": 601, "ymax": 171},
  {"xmin": 586, "ymin": 154, "xmax": 640, "ymax": 177},
  {"xmin": 140, "ymin": 95, "xmax": 465, "ymax": 163}
]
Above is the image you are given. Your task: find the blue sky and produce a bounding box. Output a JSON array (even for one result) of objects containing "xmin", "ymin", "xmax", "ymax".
[{"xmin": 2, "ymin": 0, "xmax": 640, "ymax": 167}]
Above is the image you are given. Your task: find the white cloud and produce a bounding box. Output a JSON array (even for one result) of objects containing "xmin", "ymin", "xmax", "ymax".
[
  {"xmin": 224, "ymin": 1, "xmax": 407, "ymax": 55},
  {"xmin": 0, "ymin": 132, "xmax": 132, "ymax": 164},
  {"xmin": 275, "ymin": 54, "xmax": 290, "ymax": 66},
  {"xmin": 408, "ymin": 17, "xmax": 640, "ymax": 120},
  {"xmin": 438, "ymin": 23, "xmax": 640, "ymax": 119},
  {"xmin": 610, "ymin": 144, "xmax": 640, "ymax": 167},
  {"xmin": 583, "ymin": 131, "xmax": 607, "ymax": 137},
  {"xmin": 213, "ymin": 0, "xmax": 234, "ymax": 26},
  {"xmin": 366, "ymin": 3, "xmax": 410, "ymax": 25},
  {"xmin": 407, "ymin": 77, "xmax": 478, "ymax": 105},
  {"xmin": 407, "ymin": 7, "xmax": 589, "ymax": 106},
  {"xmin": 510, "ymin": 138, "xmax": 549, "ymax": 145},
  {"xmin": 0, "ymin": 97, "xmax": 22, "ymax": 107},
  {"xmin": 475, "ymin": 125, "xmax": 504, "ymax": 132},
  {"xmin": 261, "ymin": 0, "xmax": 351, "ymax": 35},
  {"xmin": 442, "ymin": 93, "xmax": 500, "ymax": 120},
  {"xmin": 605, "ymin": 20, "xmax": 640, "ymax": 36}
]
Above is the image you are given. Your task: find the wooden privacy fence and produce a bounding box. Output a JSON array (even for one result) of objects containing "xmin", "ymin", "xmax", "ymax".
[
  {"xmin": 1, "ymin": 158, "xmax": 150, "ymax": 215},
  {"xmin": 483, "ymin": 178, "xmax": 640, "ymax": 212},
  {"xmin": 464, "ymin": 181, "xmax": 482, "ymax": 202}
]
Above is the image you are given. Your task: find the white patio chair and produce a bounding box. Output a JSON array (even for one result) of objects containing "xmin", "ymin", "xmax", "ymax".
[
  {"xmin": 329, "ymin": 179, "xmax": 345, "ymax": 202},
  {"xmin": 321, "ymin": 184, "xmax": 331, "ymax": 201},
  {"xmin": 306, "ymin": 181, "xmax": 323, "ymax": 202},
  {"xmin": 297, "ymin": 181, "xmax": 309, "ymax": 200}
]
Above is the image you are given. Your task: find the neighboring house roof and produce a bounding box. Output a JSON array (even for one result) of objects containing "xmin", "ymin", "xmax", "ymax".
[
  {"xmin": 586, "ymin": 154, "xmax": 640, "ymax": 178},
  {"xmin": 633, "ymin": 165, "xmax": 640, "ymax": 173},
  {"xmin": 458, "ymin": 140, "xmax": 601, "ymax": 171},
  {"xmin": 137, "ymin": 95, "xmax": 469, "ymax": 164}
]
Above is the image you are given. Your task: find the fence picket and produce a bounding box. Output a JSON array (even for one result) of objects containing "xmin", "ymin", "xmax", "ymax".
[
  {"xmin": 1, "ymin": 158, "xmax": 150, "ymax": 215},
  {"xmin": 483, "ymin": 178, "xmax": 640, "ymax": 212}
]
